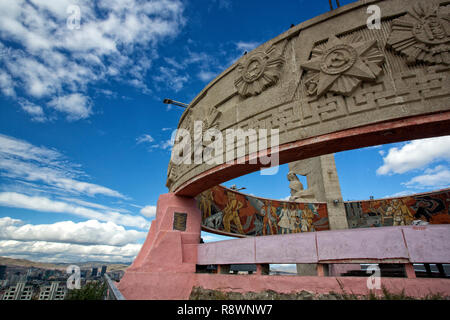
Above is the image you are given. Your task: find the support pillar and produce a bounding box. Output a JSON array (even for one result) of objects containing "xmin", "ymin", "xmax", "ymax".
[
  {"xmin": 437, "ymin": 264, "xmax": 446, "ymax": 277},
  {"xmin": 317, "ymin": 264, "xmax": 329, "ymax": 277},
  {"xmin": 256, "ymin": 264, "xmax": 270, "ymax": 275},
  {"xmin": 296, "ymin": 263, "xmax": 318, "ymax": 276},
  {"xmin": 218, "ymin": 265, "xmax": 230, "ymax": 274},
  {"xmin": 118, "ymin": 193, "xmax": 201, "ymax": 300},
  {"xmin": 405, "ymin": 264, "xmax": 416, "ymax": 279},
  {"xmin": 289, "ymin": 154, "xmax": 348, "ymax": 230}
]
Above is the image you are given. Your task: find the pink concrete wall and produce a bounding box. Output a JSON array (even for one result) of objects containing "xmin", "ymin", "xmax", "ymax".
[
  {"xmin": 403, "ymin": 225, "xmax": 450, "ymax": 263},
  {"xmin": 255, "ymin": 232, "xmax": 317, "ymax": 264},
  {"xmin": 197, "ymin": 225, "xmax": 450, "ymax": 265},
  {"xmin": 119, "ymin": 194, "xmax": 450, "ymax": 300},
  {"xmin": 119, "ymin": 193, "xmax": 203, "ymax": 299},
  {"xmin": 197, "ymin": 238, "xmax": 255, "ymax": 265},
  {"xmin": 316, "ymin": 226, "xmax": 409, "ymax": 262},
  {"xmin": 193, "ymin": 274, "xmax": 450, "ymax": 299}
]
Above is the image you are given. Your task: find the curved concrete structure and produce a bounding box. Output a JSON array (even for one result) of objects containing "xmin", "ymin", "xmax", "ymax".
[
  {"xmin": 119, "ymin": 0, "xmax": 450, "ymax": 300},
  {"xmin": 118, "ymin": 191, "xmax": 450, "ymax": 300},
  {"xmin": 167, "ymin": 0, "xmax": 450, "ymax": 197}
]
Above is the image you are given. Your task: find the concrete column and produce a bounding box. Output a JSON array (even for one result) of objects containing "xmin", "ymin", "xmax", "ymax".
[
  {"xmin": 318, "ymin": 155, "xmax": 348, "ymax": 230},
  {"xmin": 289, "ymin": 154, "xmax": 348, "ymax": 230},
  {"xmin": 437, "ymin": 264, "xmax": 446, "ymax": 277},
  {"xmin": 404, "ymin": 264, "xmax": 416, "ymax": 279},
  {"xmin": 118, "ymin": 193, "xmax": 202, "ymax": 299},
  {"xmin": 317, "ymin": 264, "xmax": 329, "ymax": 277},
  {"xmin": 256, "ymin": 264, "xmax": 270, "ymax": 275},
  {"xmin": 218, "ymin": 265, "xmax": 231, "ymax": 274},
  {"xmin": 296, "ymin": 263, "xmax": 318, "ymax": 276}
]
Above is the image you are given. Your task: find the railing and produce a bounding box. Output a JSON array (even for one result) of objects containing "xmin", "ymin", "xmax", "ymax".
[
  {"xmin": 197, "ymin": 225, "xmax": 450, "ymax": 278},
  {"xmin": 103, "ymin": 274, "xmax": 125, "ymax": 300}
]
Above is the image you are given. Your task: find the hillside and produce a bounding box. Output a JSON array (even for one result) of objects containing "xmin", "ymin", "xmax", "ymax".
[{"xmin": 0, "ymin": 256, "xmax": 130, "ymax": 272}]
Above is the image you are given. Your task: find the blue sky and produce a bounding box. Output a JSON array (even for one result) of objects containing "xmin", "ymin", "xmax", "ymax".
[{"xmin": 0, "ymin": 0, "xmax": 449, "ymax": 263}]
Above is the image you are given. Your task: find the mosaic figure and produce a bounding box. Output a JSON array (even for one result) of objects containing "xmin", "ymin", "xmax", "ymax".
[
  {"xmin": 222, "ymin": 191, "xmax": 245, "ymax": 234},
  {"xmin": 261, "ymin": 199, "xmax": 278, "ymax": 235},
  {"xmin": 278, "ymin": 202, "xmax": 291, "ymax": 234},
  {"xmin": 198, "ymin": 189, "xmax": 214, "ymax": 219}
]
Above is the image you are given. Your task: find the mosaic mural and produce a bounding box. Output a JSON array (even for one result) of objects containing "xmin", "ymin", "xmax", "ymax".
[
  {"xmin": 197, "ymin": 186, "xmax": 329, "ymax": 236},
  {"xmin": 345, "ymin": 189, "xmax": 450, "ymax": 229}
]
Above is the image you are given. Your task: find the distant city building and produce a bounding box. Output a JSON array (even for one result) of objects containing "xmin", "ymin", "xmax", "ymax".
[
  {"xmin": 2, "ymin": 282, "xmax": 33, "ymax": 300},
  {"xmin": 0, "ymin": 265, "xmax": 6, "ymax": 280},
  {"xmin": 39, "ymin": 282, "xmax": 67, "ymax": 300},
  {"xmin": 7, "ymin": 272, "xmax": 25, "ymax": 286},
  {"xmin": 91, "ymin": 267, "xmax": 98, "ymax": 277},
  {"xmin": 101, "ymin": 266, "xmax": 107, "ymax": 276},
  {"xmin": 26, "ymin": 268, "xmax": 32, "ymax": 280}
]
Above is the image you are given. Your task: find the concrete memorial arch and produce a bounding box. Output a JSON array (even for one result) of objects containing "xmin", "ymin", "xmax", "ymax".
[{"xmin": 118, "ymin": 0, "xmax": 450, "ymax": 299}]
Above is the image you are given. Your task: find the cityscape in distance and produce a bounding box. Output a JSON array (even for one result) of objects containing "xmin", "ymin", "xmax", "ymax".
[{"xmin": 0, "ymin": 256, "xmax": 128, "ymax": 300}]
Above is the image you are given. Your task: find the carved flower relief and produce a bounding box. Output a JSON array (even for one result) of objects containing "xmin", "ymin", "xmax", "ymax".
[
  {"xmin": 234, "ymin": 45, "xmax": 285, "ymax": 98},
  {"xmin": 387, "ymin": 2, "xmax": 450, "ymax": 65},
  {"xmin": 300, "ymin": 35, "xmax": 385, "ymax": 97},
  {"xmin": 204, "ymin": 106, "xmax": 221, "ymax": 131}
]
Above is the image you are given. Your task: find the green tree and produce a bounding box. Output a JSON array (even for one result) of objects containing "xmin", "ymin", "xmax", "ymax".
[{"xmin": 65, "ymin": 281, "xmax": 107, "ymax": 300}]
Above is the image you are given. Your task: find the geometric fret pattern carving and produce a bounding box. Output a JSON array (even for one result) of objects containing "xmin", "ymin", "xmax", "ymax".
[{"xmin": 167, "ymin": 0, "xmax": 450, "ymax": 193}]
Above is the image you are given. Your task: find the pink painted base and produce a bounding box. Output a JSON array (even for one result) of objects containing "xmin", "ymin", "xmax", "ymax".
[
  {"xmin": 118, "ymin": 193, "xmax": 450, "ymax": 300},
  {"xmin": 193, "ymin": 274, "xmax": 450, "ymax": 299},
  {"xmin": 120, "ymin": 272, "xmax": 450, "ymax": 300},
  {"xmin": 118, "ymin": 193, "xmax": 202, "ymax": 299}
]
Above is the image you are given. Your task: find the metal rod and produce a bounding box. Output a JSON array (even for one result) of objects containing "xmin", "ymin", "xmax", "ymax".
[
  {"xmin": 163, "ymin": 98, "xmax": 188, "ymax": 109},
  {"xmin": 329, "ymin": 0, "xmax": 340, "ymax": 11}
]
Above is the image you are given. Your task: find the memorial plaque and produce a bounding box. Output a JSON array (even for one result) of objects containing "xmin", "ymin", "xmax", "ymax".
[{"xmin": 173, "ymin": 212, "xmax": 187, "ymax": 231}]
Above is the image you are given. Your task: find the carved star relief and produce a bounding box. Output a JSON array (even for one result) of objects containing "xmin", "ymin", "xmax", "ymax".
[
  {"xmin": 234, "ymin": 45, "xmax": 285, "ymax": 98},
  {"xmin": 300, "ymin": 35, "xmax": 385, "ymax": 97},
  {"xmin": 386, "ymin": 2, "xmax": 450, "ymax": 65}
]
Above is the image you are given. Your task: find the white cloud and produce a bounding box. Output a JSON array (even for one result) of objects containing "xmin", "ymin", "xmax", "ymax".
[
  {"xmin": 147, "ymin": 138, "xmax": 174, "ymax": 151},
  {"xmin": 0, "ymin": 0, "xmax": 185, "ymax": 121},
  {"xmin": 0, "ymin": 133, "xmax": 126, "ymax": 199},
  {"xmin": 383, "ymin": 190, "xmax": 418, "ymax": 198},
  {"xmin": 212, "ymin": 0, "xmax": 232, "ymax": 10},
  {"xmin": 59, "ymin": 197, "xmax": 131, "ymax": 214},
  {"xmin": 0, "ymin": 69, "xmax": 15, "ymax": 97},
  {"xmin": 142, "ymin": 129, "xmax": 175, "ymax": 151},
  {"xmin": 0, "ymin": 192, "xmax": 150, "ymax": 229},
  {"xmin": 152, "ymin": 66, "xmax": 189, "ymax": 92},
  {"xmin": 47, "ymin": 93, "xmax": 92, "ymax": 121},
  {"xmin": 0, "ymin": 217, "xmax": 146, "ymax": 246},
  {"xmin": 197, "ymin": 70, "xmax": 216, "ymax": 82},
  {"xmin": 0, "ymin": 240, "xmax": 142, "ymax": 263},
  {"xmin": 140, "ymin": 205, "xmax": 157, "ymax": 218},
  {"xmin": 235, "ymin": 41, "xmax": 260, "ymax": 53},
  {"xmin": 377, "ymin": 136, "xmax": 450, "ymax": 175},
  {"xmin": 156, "ymin": 50, "xmax": 220, "ymax": 91},
  {"xmin": 164, "ymin": 57, "xmax": 184, "ymax": 69},
  {"xmin": 136, "ymin": 134, "xmax": 155, "ymax": 145},
  {"xmin": 402, "ymin": 165, "xmax": 450, "ymax": 189},
  {"xmin": 18, "ymin": 100, "xmax": 47, "ymax": 122}
]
